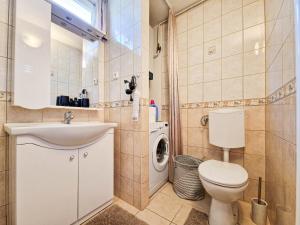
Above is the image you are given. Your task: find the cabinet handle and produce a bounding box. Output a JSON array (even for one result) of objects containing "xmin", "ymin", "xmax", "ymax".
[
  {"xmin": 83, "ymin": 152, "xmax": 88, "ymax": 158},
  {"xmin": 69, "ymin": 155, "xmax": 75, "ymax": 161}
]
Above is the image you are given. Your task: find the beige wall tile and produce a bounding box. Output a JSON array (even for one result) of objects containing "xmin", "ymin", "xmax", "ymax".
[
  {"xmin": 244, "ymin": 73, "xmax": 265, "ymax": 99},
  {"xmin": 176, "ymin": 13, "xmax": 188, "ymax": 34},
  {"xmin": 204, "ymin": 38, "xmax": 222, "ymax": 62},
  {"xmin": 120, "ymin": 176, "xmax": 134, "ymax": 205},
  {"xmin": 244, "ymin": 49, "xmax": 265, "ymax": 75},
  {"xmin": 204, "ymin": 0, "xmax": 222, "ymax": 23},
  {"xmin": 222, "ymin": 0, "xmax": 242, "ymax": 15},
  {"xmin": 244, "ymin": 24, "xmax": 265, "ymax": 52},
  {"xmin": 177, "ymin": 32, "xmax": 188, "ymax": 52},
  {"xmin": 121, "ymin": 131, "xmax": 134, "ymax": 155},
  {"xmin": 133, "ymin": 156, "xmax": 141, "ymax": 183},
  {"xmin": 245, "ymin": 106, "xmax": 265, "ymax": 131},
  {"xmin": 0, "ymin": 205, "xmax": 6, "ymax": 225},
  {"xmin": 243, "ymin": 0, "xmax": 265, "ymax": 28},
  {"xmin": 7, "ymin": 105, "xmax": 42, "ymax": 123},
  {"xmin": 188, "ymin": 26, "xmax": 204, "ymax": 48},
  {"xmin": 187, "ymin": 4, "xmax": 204, "ymax": 29},
  {"xmin": 120, "ymin": 153, "xmax": 134, "ymax": 180},
  {"xmin": 180, "ymin": 109, "xmax": 188, "ymax": 128},
  {"xmin": 179, "ymin": 86, "xmax": 188, "ymax": 104},
  {"xmin": 244, "ymin": 153, "xmax": 265, "ymax": 180},
  {"xmin": 222, "ymin": 54, "xmax": 243, "ymax": 79},
  {"xmin": 88, "ymin": 110, "xmax": 104, "ymax": 122},
  {"xmin": 0, "ymin": 171, "xmax": 5, "ymax": 206},
  {"xmin": 188, "ymin": 45, "xmax": 204, "ymax": 66},
  {"xmin": 188, "ymin": 64, "xmax": 204, "ymax": 84},
  {"xmin": 203, "ymin": 17, "xmax": 221, "ymax": 42},
  {"xmin": 187, "ymin": 108, "xmax": 204, "ymax": 128},
  {"xmin": 245, "ymin": 130, "xmax": 265, "ymax": 156},
  {"xmin": 178, "ymin": 68, "xmax": 188, "ymax": 87},
  {"xmin": 203, "ymin": 80, "xmax": 221, "ymax": 102},
  {"xmin": 203, "ymin": 59, "xmax": 221, "ymax": 82},
  {"xmin": 222, "ymin": 31, "xmax": 243, "ymax": 57},
  {"xmin": 222, "ymin": 77, "xmax": 243, "ymax": 100},
  {"xmin": 133, "ymin": 131, "xmax": 148, "ymax": 157},
  {"xmin": 0, "ymin": 137, "xmax": 6, "ymax": 172},
  {"xmin": 178, "ymin": 51, "xmax": 188, "ymax": 69},
  {"xmin": 181, "ymin": 127, "xmax": 188, "ymax": 146},
  {"xmin": 222, "ymin": 8, "xmax": 243, "ymax": 36},
  {"xmin": 188, "ymin": 127, "xmax": 204, "ymax": 147},
  {"xmin": 188, "ymin": 83, "xmax": 203, "ymax": 103}
]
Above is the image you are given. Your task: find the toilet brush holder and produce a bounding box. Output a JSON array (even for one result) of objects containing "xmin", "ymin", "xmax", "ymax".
[{"xmin": 251, "ymin": 198, "xmax": 268, "ymax": 225}]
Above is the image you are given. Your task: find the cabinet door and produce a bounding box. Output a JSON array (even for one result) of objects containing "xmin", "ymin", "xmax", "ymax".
[
  {"xmin": 16, "ymin": 144, "xmax": 78, "ymax": 225},
  {"xmin": 14, "ymin": 0, "xmax": 51, "ymax": 109},
  {"xmin": 78, "ymin": 134, "xmax": 114, "ymax": 218}
]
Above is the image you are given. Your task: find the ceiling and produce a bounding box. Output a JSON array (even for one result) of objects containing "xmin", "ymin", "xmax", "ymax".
[
  {"xmin": 168, "ymin": 0, "xmax": 202, "ymax": 12},
  {"xmin": 150, "ymin": 0, "xmax": 202, "ymax": 26}
]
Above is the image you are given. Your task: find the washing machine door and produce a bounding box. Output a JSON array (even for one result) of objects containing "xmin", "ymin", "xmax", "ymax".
[{"xmin": 152, "ymin": 134, "xmax": 169, "ymax": 171}]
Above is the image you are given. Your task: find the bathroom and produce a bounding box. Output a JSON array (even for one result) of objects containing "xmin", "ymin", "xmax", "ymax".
[{"xmin": 0, "ymin": 0, "xmax": 298, "ymax": 224}]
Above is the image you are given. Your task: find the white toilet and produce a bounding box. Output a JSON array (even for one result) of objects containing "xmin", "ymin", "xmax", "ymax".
[{"xmin": 198, "ymin": 108, "xmax": 248, "ymax": 225}]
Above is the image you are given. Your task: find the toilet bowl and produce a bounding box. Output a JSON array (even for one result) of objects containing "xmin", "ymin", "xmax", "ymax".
[{"xmin": 198, "ymin": 160, "xmax": 248, "ymax": 225}]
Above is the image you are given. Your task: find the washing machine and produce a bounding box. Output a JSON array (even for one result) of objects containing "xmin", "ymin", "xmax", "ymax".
[{"xmin": 149, "ymin": 122, "xmax": 169, "ymax": 196}]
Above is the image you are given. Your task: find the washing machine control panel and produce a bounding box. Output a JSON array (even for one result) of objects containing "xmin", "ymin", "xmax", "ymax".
[{"xmin": 150, "ymin": 122, "xmax": 168, "ymax": 133}]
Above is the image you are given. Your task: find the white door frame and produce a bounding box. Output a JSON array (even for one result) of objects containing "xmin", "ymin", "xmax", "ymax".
[{"xmin": 295, "ymin": 0, "xmax": 300, "ymax": 223}]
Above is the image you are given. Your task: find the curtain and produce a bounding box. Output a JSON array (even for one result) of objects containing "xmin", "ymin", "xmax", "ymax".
[{"xmin": 167, "ymin": 10, "xmax": 182, "ymax": 182}]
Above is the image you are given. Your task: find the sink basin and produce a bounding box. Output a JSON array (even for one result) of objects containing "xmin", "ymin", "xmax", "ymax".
[{"xmin": 4, "ymin": 122, "xmax": 118, "ymax": 147}]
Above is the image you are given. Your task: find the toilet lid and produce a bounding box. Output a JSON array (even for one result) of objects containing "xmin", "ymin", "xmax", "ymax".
[{"xmin": 198, "ymin": 160, "xmax": 248, "ymax": 188}]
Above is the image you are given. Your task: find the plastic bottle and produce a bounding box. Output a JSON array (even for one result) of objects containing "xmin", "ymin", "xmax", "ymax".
[{"xmin": 150, "ymin": 99, "xmax": 159, "ymax": 122}]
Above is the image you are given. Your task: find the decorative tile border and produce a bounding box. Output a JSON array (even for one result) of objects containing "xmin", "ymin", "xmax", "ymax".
[
  {"xmin": 104, "ymin": 98, "xmax": 149, "ymax": 108},
  {"xmin": 161, "ymin": 98, "xmax": 266, "ymax": 110},
  {"xmin": 266, "ymin": 78, "xmax": 296, "ymax": 104}
]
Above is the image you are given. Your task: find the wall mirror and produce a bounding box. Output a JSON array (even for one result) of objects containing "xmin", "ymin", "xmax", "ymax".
[
  {"xmin": 12, "ymin": 0, "xmax": 106, "ymax": 109},
  {"xmin": 50, "ymin": 23, "xmax": 100, "ymax": 108}
]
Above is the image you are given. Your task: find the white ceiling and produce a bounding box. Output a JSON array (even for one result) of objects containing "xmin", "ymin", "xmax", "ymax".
[
  {"xmin": 167, "ymin": 0, "xmax": 202, "ymax": 12},
  {"xmin": 149, "ymin": 0, "xmax": 169, "ymax": 26},
  {"xmin": 150, "ymin": 0, "xmax": 202, "ymax": 26}
]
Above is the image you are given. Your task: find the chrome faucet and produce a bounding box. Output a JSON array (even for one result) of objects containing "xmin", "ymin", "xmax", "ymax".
[{"xmin": 64, "ymin": 111, "xmax": 74, "ymax": 124}]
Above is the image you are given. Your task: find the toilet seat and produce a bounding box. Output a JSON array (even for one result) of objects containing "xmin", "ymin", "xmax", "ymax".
[{"xmin": 198, "ymin": 160, "xmax": 248, "ymax": 188}]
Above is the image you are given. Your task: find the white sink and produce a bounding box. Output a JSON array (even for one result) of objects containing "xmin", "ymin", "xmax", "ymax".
[{"xmin": 4, "ymin": 122, "xmax": 118, "ymax": 147}]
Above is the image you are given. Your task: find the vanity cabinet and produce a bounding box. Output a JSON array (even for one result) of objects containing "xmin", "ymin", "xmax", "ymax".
[
  {"xmin": 16, "ymin": 144, "xmax": 78, "ymax": 225},
  {"xmin": 78, "ymin": 134, "xmax": 113, "ymax": 218},
  {"xmin": 8, "ymin": 129, "xmax": 114, "ymax": 225}
]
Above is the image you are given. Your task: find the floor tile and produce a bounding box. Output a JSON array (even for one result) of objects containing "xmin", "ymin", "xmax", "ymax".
[
  {"xmin": 136, "ymin": 209, "xmax": 171, "ymax": 225},
  {"xmin": 172, "ymin": 205, "xmax": 193, "ymax": 225},
  {"xmin": 114, "ymin": 198, "xmax": 140, "ymax": 215},
  {"xmin": 160, "ymin": 182, "xmax": 211, "ymax": 214},
  {"xmin": 147, "ymin": 192, "xmax": 182, "ymax": 221}
]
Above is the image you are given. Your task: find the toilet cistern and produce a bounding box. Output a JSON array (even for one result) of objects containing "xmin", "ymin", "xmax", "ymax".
[{"xmin": 208, "ymin": 108, "xmax": 245, "ymax": 162}]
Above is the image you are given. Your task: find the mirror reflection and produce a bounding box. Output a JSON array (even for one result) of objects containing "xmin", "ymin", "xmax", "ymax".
[{"xmin": 50, "ymin": 23, "xmax": 100, "ymax": 108}]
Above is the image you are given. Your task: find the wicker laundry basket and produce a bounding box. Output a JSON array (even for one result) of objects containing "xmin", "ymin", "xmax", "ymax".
[{"xmin": 173, "ymin": 155, "xmax": 205, "ymax": 200}]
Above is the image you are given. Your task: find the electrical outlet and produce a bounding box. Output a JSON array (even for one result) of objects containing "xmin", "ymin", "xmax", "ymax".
[{"xmin": 113, "ymin": 72, "xmax": 119, "ymax": 80}]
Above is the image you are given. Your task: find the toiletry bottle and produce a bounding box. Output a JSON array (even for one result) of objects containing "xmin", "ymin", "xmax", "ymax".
[{"xmin": 150, "ymin": 99, "xmax": 159, "ymax": 122}]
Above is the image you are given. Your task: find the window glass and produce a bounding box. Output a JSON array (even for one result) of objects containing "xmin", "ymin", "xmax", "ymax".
[{"xmin": 51, "ymin": 0, "xmax": 96, "ymax": 26}]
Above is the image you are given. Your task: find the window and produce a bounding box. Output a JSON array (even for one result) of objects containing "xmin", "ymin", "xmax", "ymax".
[
  {"xmin": 50, "ymin": 0, "xmax": 106, "ymax": 40},
  {"xmin": 51, "ymin": 0, "xmax": 96, "ymax": 25}
]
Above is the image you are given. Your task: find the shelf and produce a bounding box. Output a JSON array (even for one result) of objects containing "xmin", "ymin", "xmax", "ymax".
[{"xmin": 47, "ymin": 106, "xmax": 103, "ymax": 111}]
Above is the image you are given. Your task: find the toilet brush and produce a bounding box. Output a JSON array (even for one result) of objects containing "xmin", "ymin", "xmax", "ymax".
[
  {"xmin": 251, "ymin": 177, "xmax": 268, "ymax": 225},
  {"xmin": 258, "ymin": 177, "xmax": 262, "ymax": 204}
]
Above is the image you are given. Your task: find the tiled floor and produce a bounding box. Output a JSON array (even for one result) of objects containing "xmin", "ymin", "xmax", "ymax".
[{"xmin": 109, "ymin": 182, "xmax": 265, "ymax": 225}]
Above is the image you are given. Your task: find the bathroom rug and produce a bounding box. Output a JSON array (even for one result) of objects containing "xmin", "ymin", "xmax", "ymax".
[
  {"xmin": 83, "ymin": 205, "xmax": 148, "ymax": 225},
  {"xmin": 184, "ymin": 208, "xmax": 209, "ymax": 225}
]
